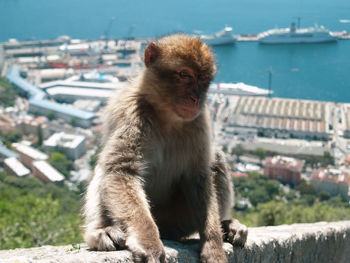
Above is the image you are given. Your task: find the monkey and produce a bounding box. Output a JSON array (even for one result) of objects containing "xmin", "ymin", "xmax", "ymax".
[{"xmin": 83, "ymin": 34, "xmax": 248, "ymax": 263}]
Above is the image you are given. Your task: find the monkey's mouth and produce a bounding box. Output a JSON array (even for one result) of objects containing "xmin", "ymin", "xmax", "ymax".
[{"xmin": 175, "ymin": 98, "xmax": 201, "ymax": 120}]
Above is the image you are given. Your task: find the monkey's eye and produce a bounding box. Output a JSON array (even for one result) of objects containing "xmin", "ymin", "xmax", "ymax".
[{"xmin": 178, "ymin": 70, "xmax": 192, "ymax": 79}]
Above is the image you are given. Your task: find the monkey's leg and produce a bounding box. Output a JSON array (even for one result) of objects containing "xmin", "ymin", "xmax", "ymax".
[
  {"xmin": 84, "ymin": 165, "xmax": 127, "ymax": 251},
  {"xmin": 84, "ymin": 149, "xmax": 166, "ymax": 263},
  {"xmin": 212, "ymin": 151, "xmax": 248, "ymax": 247},
  {"xmin": 100, "ymin": 137, "xmax": 166, "ymax": 263},
  {"xmin": 182, "ymin": 170, "xmax": 228, "ymax": 263}
]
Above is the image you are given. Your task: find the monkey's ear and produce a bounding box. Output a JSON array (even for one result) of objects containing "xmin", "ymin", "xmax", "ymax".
[{"xmin": 144, "ymin": 42, "xmax": 159, "ymax": 67}]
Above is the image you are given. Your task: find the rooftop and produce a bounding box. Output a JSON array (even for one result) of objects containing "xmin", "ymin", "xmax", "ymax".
[
  {"xmin": 0, "ymin": 144, "xmax": 19, "ymax": 159},
  {"xmin": 32, "ymin": 160, "xmax": 65, "ymax": 182},
  {"xmin": 12, "ymin": 142, "xmax": 48, "ymax": 160},
  {"xmin": 44, "ymin": 132, "xmax": 85, "ymax": 149},
  {"xmin": 311, "ymin": 168, "xmax": 350, "ymax": 185},
  {"xmin": 264, "ymin": 155, "xmax": 303, "ymax": 171},
  {"xmin": 4, "ymin": 157, "xmax": 30, "ymax": 177},
  {"xmin": 46, "ymin": 86, "xmax": 113, "ymax": 99},
  {"xmin": 29, "ymin": 98, "xmax": 95, "ymax": 120},
  {"xmin": 6, "ymin": 67, "xmax": 47, "ymax": 100}
]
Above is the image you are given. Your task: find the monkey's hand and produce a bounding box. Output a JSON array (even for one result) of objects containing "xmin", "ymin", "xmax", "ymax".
[
  {"xmin": 85, "ymin": 225, "xmax": 126, "ymax": 251},
  {"xmin": 127, "ymin": 235, "xmax": 166, "ymax": 263},
  {"xmin": 222, "ymin": 219, "xmax": 248, "ymax": 247},
  {"xmin": 200, "ymin": 239, "xmax": 227, "ymax": 263}
]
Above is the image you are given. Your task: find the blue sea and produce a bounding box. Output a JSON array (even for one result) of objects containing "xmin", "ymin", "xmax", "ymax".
[{"xmin": 1, "ymin": 0, "xmax": 350, "ymax": 102}]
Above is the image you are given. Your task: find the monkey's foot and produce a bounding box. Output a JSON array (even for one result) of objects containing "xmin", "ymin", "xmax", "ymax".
[
  {"xmin": 200, "ymin": 240, "xmax": 228, "ymax": 263},
  {"xmin": 127, "ymin": 236, "xmax": 167, "ymax": 263},
  {"xmin": 222, "ymin": 219, "xmax": 248, "ymax": 247},
  {"xmin": 85, "ymin": 226, "xmax": 126, "ymax": 251}
]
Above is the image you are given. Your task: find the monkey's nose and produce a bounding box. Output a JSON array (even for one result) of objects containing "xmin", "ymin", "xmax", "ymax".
[{"xmin": 190, "ymin": 95, "xmax": 199, "ymax": 105}]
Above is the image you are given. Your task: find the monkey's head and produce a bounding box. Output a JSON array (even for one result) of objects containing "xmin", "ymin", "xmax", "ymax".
[{"xmin": 142, "ymin": 34, "xmax": 216, "ymax": 121}]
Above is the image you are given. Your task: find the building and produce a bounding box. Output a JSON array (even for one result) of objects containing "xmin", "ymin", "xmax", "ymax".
[
  {"xmin": 16, "ymin": 116, "xmax": 50, "ymax": 139},
  {"xmin": 218, "ymin": 96, "xmax": 330, "ymax": 141},
  {"xmin": 32, "ymin": 160, "xmax": 65, "ymax": 183},
  {"xmin": 73, "ymin": 100, "xmax": 101, "ymax": 112},
  {"xmin": 39, "ymin": 71, "xmax": 125, "ymax": 103},
  {"xmin": 44, "ymin": 132, "xmax": 86, "ymax": 160},
  {"xmin": 342, "ymin": 105, "xmax": 350, "ymax": 139},
  {"xmin": 6, "ymin": 67, "xmax": 96, "ymax": 128},
  {"xmin": 4, "ymin": 157, "xmax": 30, "ymax": 177},
  {"xmin": 0, "ymin": 144, "xmax": 19, "ymax": 162},
  {"xmin": 28, "ymin": 99, "xmax": 95, "ymax": 128},
  {"xmin": 12, "ymin": 142, "xmax": 48, "ymax": 170},
  {"xmin": 263, "ymin": 155, "xmax": 303, "ymax": 186},
  {"xmin": 311, "ymin": 168, "xmax": 350, "ymax": 200}
]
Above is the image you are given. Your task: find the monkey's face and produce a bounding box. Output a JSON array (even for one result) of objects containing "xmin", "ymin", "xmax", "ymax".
[
  {"xmin": 171, "ymin": 66, "xmax": 204, "ymax": 120},
  {"xmin": 144, "ymin": 34, "xmax": 216, "ymax": 121}
]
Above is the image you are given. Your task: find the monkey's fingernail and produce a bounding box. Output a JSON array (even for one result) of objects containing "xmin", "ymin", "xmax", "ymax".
[{"xmin": 119, "ymin": 237, "xmax": 126, "ymax": 246}]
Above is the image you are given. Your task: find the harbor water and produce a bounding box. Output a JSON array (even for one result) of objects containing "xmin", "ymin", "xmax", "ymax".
[{"xmin": 1, "ymin": 0, "xmax": 350, "ymax": 102}]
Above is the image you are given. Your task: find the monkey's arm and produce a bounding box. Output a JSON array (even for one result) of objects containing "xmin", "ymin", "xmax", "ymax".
[
  {"xmin": 94, "ymin": 123, "xmax": 166, "ymax": 262},
  {"xmin": 182, "ymin": 168, "xmax": 227, "ymax": 263}
]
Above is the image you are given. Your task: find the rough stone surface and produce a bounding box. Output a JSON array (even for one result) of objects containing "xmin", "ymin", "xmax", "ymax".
[{"xmin": 1, "ymin": 221, "xmax": 350, "ymax": 263}]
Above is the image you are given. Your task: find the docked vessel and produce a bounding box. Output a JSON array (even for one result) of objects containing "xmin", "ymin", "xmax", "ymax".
[
  {"xmin": 209, "ymin": 82, "xmax": 272, "ymax": 96},
  {"xmin": 199, "ymin": 27, "xmax": 237, "ymax": 46},
  {"xmin": 259, "ymin": 23, "xmax": 337, "ymax": 44}
]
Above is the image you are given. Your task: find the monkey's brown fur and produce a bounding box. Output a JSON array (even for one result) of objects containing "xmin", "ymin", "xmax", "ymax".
[{"xmin": 83, "ymin": 34, "xmax": 247, "ymax": 263}]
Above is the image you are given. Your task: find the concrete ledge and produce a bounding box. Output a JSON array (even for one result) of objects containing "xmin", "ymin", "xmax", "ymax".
[{"xmin": 1, "ymin": 221, "xmax": 350, "ymax": 263}]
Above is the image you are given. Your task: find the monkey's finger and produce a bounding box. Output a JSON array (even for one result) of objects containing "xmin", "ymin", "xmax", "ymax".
[
  {"xmin": 105, "ymin": 226, "xmax": 127, "ymax": 248},
  {"xmin": 232, "ymin": 228, "xmax": 248, "ymax": 247},
  {"xmin": 145, "ymin": 253, "xmax": 167, "ymax": 263},
  {"xmin": 97, "ymin": 231, "xmax": 117, "ymax": 251}
]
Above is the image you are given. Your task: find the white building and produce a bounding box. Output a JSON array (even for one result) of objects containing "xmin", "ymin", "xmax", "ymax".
[
  {"xmin": 4, "ymin": 157, "xmax": 30, "ymax": 177},
  {"xmin": 44, "ymin": 132, "xmax": 86, "ymax": 160},
  {"xmin": 12, "ymin": 142, "xmax": 49, "ymax": 170},
  {"xmin": 32, "ymin": 160, "xmax": 65, "ymax": 183}
]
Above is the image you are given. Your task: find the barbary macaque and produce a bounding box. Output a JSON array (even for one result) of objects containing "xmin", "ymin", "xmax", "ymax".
[{"xmin": 83, "ymin": 34, "xmax": 247, "ymax": 263}]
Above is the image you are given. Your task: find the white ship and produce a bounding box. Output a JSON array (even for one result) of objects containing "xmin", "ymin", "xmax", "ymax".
[
  {"xmin": 209, "ymin": 82, "xmax": 272, "ymax": 96},
  {"xmin": 259, "ymin": 23, "xmax": 337, "ymax": 44},
  {"xmin": 199, "ymin": 27, "xmax": 236, "ymax": 46}
]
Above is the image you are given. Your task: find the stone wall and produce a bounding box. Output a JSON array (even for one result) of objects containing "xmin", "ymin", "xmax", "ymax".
[{"xmin": 1, "ymin": 221, "xmax": 350, "ymax": 263}]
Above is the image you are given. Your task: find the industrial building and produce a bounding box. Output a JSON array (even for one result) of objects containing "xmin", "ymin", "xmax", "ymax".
[
  {"xmin": 39, "ymin": 71, "xmax": 125, "ymax": 103},
  {"xmin": 220, "ymin": 96, "xmax": 330, "ymax": 141},
  {"xmin": 6, "ymin": 67, "xmax": 96, "ymax": 128},
  {"xmin": 28, "ymin": 99, "xmax": 95, "ymax": 128}
]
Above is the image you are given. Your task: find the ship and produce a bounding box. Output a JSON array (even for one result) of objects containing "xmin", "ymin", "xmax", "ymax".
[
  {"xmin": 198, "ymin": 27, "xmax": 237, "ymax": 46},
  {"xmin": 259, "ymin": 23, "xmax": 337, "ymax": 44},
  {"xmin": 209, "ymin": 82, "xmax": 272, "ymax": 96}
]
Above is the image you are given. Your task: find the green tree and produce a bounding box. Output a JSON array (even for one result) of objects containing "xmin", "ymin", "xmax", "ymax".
[
  {"xmin": 318, "ymin": 191, "xmax": 331, "ymax": 201},
  {"xmin": 0, "ymin": 77, "xmax": 18, "ymax": 107},
  {"xmin": 0, "ymin": 130, "xmax": 22, "ymax": 145},
  {"xmin": 256, "ymin": 148, "xmax": 267, "ymax": 162},
  {"xmin": 46, "ymin": 110, "xmax": 55, "ymax": 121},
  {"xmin": 89, "ymin": 146, "xmax": 102, "ymax": 168},
  {"xmin": 0, "ymin": 174, "xmax": 83, "ymax": 249},
  {"xmin": 49, "ymin": 152, "xmax": 74, "ymax": 180},
  {"xmin": 37, "ymin": 124, "xmax": 43, "ymax": 146},
  {"xmin": 71, "ymin": 117, "xmax": 77, "ymax": 127},
  {"xmin": 231, "ymin": 145, "xmax": 245, "ymax": 161},
  {"xmin": 296, "ymin": 182, "xmax": 316, "ymax": 195}
]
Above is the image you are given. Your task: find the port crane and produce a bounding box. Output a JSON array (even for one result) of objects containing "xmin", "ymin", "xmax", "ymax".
[{"xmin": 103, "ymin": 16, "xmax": 115, "ymax": 50}]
